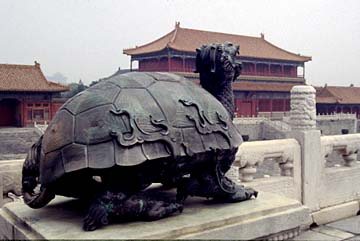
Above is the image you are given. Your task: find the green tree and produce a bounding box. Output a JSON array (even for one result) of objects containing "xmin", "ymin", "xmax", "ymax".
[{"xmin": 61, "ymin": 80, "xmax": 88, "ymax": 98}]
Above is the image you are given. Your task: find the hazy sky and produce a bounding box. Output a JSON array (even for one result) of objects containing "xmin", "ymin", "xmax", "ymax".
[{"xmin": 1, "ymin": 0, "xmax": 359, "ymax": 86}]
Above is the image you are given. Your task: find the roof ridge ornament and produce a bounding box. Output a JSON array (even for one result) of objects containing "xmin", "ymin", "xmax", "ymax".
[{"xmin": 170, "ymin": 21, "xmax": 181, "ymax": 44}]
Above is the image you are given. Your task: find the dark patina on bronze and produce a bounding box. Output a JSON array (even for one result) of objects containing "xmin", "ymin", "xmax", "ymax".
[{"xmin": 22, "ymin": 42, "xmax": 257, "ymax": 231}]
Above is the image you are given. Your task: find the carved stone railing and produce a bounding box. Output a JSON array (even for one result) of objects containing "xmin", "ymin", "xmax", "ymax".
[
  {"xmin": 268, "ymin": 120, "xmax": 292, "ymax": 132},
  {"xmin": 236, "ymin": 139, "xmax": 299, "ymax": 182},
  {"xmin": 234, "ymin": 138, "xmax": 302, "ymax": 201},
  {"xmin": 34, "ymin": 121, "xmax": 48, "ymax": 134},
  {"xmin": 317, "ymin": 134, "xmax": 360, "ymax": 210},
  {"xmin": 233, "ymin": 117, "xmax": 267, "ymax": 125},
  {"xmin": 317, "ymin": 113, "xmax": 357, "ymax": 120},
  {"xmin": 321, "ymin": 134, "xmax": 360, "ymax": 167}
]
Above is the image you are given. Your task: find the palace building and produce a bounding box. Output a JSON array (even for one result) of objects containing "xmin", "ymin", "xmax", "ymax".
[
  {"xmin": 316, "ymin": 85, "xmax": 360, "ymax": 118},
  {"xmin": 124, "ymin": 22, "xmax": 312, "ymax": 117},
  {"xmin": 0, "ymin": 62, "xmax": 68, "ymax": 127}
]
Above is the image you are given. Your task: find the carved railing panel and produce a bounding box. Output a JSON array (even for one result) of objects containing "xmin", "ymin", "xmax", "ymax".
[
  {"xmin": 235, "ymin": 139, "xmax": 300, "ymax": 182},
  {"xmin": 321, "ymin": 134, "xmax": 360, "ymax": 167}
]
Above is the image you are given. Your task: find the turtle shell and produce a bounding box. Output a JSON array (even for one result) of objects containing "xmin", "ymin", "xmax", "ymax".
[{"xmin": 40, "ymin": 72, "xmax": 242, "ymax": 185}]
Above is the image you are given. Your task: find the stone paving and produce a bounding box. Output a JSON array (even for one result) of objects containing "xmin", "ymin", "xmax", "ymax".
[{"xmin": 295, "ymin": 215, "xmax": 360, "ymax": 240}]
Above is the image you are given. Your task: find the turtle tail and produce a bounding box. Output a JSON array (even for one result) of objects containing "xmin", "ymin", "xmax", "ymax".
[{"xmin": 22, "ymin": 135, "xmax": 55, "ymax": 208}]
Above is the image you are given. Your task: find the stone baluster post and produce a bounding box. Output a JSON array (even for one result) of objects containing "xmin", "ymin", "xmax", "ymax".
[{"xmin": 287, "ymin": 85, "xmax": 322, "ymax": 211}]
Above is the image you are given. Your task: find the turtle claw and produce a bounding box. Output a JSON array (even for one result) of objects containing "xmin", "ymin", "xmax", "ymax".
[
  {"xmin": 245, "ymin": 187, "xmax": 258, "ymax": 199},
  {"xmin": 177, "ymin": 203, "xmax": 184, "ymax": 213},
  {"xmin": 83, "ymin": 203, "xmax": 109, "ymax": 231},
  {"xmin": 221, "ymin": 186, "xmax": 258, "ymax": 203}
]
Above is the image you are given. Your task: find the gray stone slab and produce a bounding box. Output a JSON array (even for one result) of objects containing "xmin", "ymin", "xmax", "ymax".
[
  {"xmin": 345, "ymin": 235, "xmax": 360, "ymax": 240},
  {"xmin": 0, "ymin": 190, "xmax": 311, "ymax": 240},
  {"xmin": 312, "ymin": 201, "xmax": 359, "ymax": 225},
  {"xmin": 312, "ymin": 225, "xmax": 354, "ymax": 239},
  {"xmin": 294, "ymin": 230, "xmax": 342, "ymax": 240},
  {"xmin": 327, "ymin": 215, "xmax": 360, "ymax": 235}
]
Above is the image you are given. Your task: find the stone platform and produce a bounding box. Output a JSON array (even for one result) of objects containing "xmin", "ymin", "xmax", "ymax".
[{"xmin": 0, "ymin": 190, "xmax": 311, "ymax": 240}]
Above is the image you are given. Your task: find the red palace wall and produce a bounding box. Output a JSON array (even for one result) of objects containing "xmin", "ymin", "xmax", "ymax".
[
  {"xmin": 0, "ymin": 99, "xmax": 20, "ymax": 126},
  {"xmin": 51, "ymin": 103, "xmax": 63, "ymax": 118},
  {"xmin": 22, "ymin": 99, "xmax": 66, "ymax": 127},
  {"xmin": 235, "ymin": 98, "xmax": 290, "ymax": 117},
  {"xmin": 139, "ymin": 58, "xmax": 170, "ymax": 72},
  {"xmin": 185, "ymin": 59, "xmax": 195, "ymax": 72},
  {"xmin": 23, "ymin": 101, "xmax": 51, "ymax": 126},
  {"xmin": 170, "ymin": 57, "xmax": 183, "ymax": 72},
  {"xmin": 139, "ymin": 57, "xmax": 193, "ymax": 72},
  {"xmin": 139, "ymin": 57, "xmax": 298, "ymax": 77}
]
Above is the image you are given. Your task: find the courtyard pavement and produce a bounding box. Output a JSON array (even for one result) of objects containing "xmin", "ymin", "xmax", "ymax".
[{"xmin": 295, "ymin": 215, "xmax": 360, "ymax": 240}]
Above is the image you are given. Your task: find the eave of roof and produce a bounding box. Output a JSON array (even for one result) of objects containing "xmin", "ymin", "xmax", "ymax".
[{"xmin": 124, "ymin": 23, "xmax": 311, "ymax": 63}]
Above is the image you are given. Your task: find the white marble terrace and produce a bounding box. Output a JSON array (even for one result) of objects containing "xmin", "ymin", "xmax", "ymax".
[{"xmin": 1, "ymin": 85, "xmax": 360, "ymax": 225}]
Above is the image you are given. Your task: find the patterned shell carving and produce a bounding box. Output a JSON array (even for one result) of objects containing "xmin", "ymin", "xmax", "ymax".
[{"xmin": 40, "ymin": 72, "xmax": 242, "ymax": 184}]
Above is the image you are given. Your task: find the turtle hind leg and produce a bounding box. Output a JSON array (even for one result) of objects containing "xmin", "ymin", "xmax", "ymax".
[
  {"xmin": 83, "ymin": 200, "xmax": 109, "ymax": 231},
  {"xmin": 83, "ymin": 191, "xmax": 183, "ymax": 231},
  {"xmin": 177, "ymin": 149, "xmax": 257, "ymax": 203},
  {"xmin": 83, "ymin": 191, "xmax": 125, "ymax": 231}
]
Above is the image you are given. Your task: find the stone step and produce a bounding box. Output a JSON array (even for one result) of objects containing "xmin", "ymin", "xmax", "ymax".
[{"xmin": 0, "ymin": 128, "xmax": 40, "ymax": 158}]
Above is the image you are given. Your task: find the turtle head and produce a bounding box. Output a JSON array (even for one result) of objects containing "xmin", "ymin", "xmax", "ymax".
[
  {"xmin": 220, "ymin": 42, "xmax": 242, "ymax": 81},
  {"xmin": 196, "ymin": 42, "xmax": 241, "ymax": 119},
  {"xmin": 196, "ymin": 42, "xmax": 242, "ymax": 86}
]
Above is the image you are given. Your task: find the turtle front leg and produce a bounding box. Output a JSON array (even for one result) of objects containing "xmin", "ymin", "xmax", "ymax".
[
  {"xmin": 217, "ymin": 181, "xmax": 258, "ymax": 203},
  {"xmin": 176, "ymin": 173, "xmax": 257, "ymax": 203}
]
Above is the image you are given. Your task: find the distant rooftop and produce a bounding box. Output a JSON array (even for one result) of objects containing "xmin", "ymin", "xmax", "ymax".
[
  {"xmin": 316, "ymin": 85, "xmax": 360, "ymax": 104},
  {"xmin": 0, "ymin": 62, "xmax": 69, "ymax": 92}
]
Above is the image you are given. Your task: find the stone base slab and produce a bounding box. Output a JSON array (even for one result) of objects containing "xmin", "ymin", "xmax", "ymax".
[
  {"xmin": 0, "ymin": 191, "xmax": 311, "ymax": 240},
  {"xmin": 312, "ymin": 201, "xmax": 360, "ymax": 225}
]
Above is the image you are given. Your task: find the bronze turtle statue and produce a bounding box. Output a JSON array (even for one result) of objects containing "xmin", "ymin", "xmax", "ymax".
[{"xmin": 22, "ymin": 42, "xmax": 257, "ymax": 231}]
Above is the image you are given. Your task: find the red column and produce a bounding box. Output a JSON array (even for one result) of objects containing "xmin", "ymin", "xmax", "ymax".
[
  {"xmin": 254, "ymin": 99, "xmax": 259, "ymax": 117},
  {"xmin": 182, "ymin": 57, "xmax": 185, "ymax": 72},
  {"xmin": 22, "ymin": 99, "xmax": 26, "ymax": 127},
  {"xmin": 283, "ymin": 99, "xmax": 286, "ymax": 112},
  {"xmin": 168, "ymin": 51, "xmax": 171, "ymax": 72},
  {"xmin": 20, "ymin": 100, "xmax": 24, "ymax": 127},
  {"xmin": 49, "ymin": 97, "xmax": 53, "ymax": 120}
]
